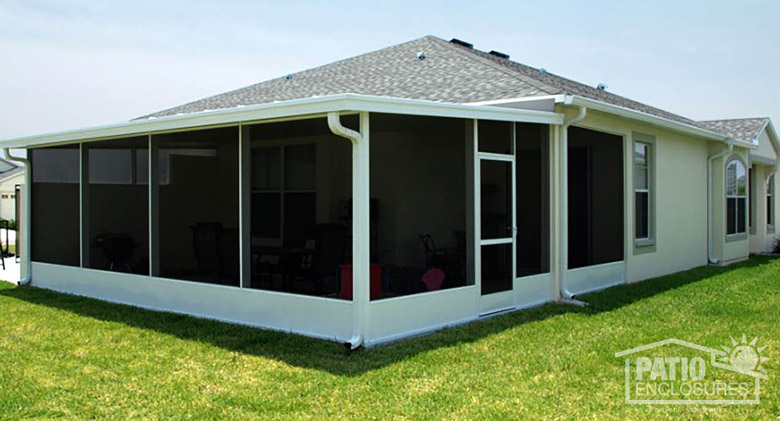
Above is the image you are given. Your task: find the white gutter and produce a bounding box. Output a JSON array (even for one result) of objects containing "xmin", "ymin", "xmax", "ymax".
[
  {"xmin": 2, "ymin": 149, "xmax": 31, "ymax": 285},
  {"xmin": 707, "ymin": 139, "xmax": 734, "ymax": 264},
  {"xmin": 557, "ymin": 106, "xmax": 587, "ymax": 304},
  {"xmin": 327, "ymin": 112, "xmax": 369, "ymax": 350},
  {"xmin": 0, "ymin": 94, "xmax": 563, "ymax": 150}
]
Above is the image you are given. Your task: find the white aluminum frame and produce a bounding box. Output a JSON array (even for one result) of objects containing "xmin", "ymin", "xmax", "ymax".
[
  {"xmin": 476, "ymin": 122, "xmax": 517, "ymax": 315},
  {"xmin": 16, "ymin": 95, "xmax": 570, "ymax": 347}
]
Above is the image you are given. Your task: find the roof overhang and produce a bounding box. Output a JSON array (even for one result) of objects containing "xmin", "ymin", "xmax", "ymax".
[
  {"xmin": 0, "ymin": 94, "xmax": 563, "ymax": 149},
  {"xmin": 469, "ymin": 94, "xmax": 758, "ymax": 150},
  {"xmin": 556, "ymin": 95, "xmax": 757, "ymax": 150},
  {"xmin": 753, "ymin": 118, "xmax": 780, "ymax": 156}
]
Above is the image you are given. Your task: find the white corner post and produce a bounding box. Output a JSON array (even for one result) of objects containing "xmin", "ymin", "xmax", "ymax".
[
  {"xmin": 327, "ymin": 111, "xmax": 370, "ymax": 349},
  {"xmin": 148, "ymin": 135, "xmax": 160, "ymax": 276},
  {"xmin": 239, "ymin": 125, "xmax": 251, "ymax": 288},
  {"xmin": 557, "ymin": 106, "xmax": 586, "ymax": 302},
  {"xmin": 3, "ymin": 148, "xmax": 32, "ymax": 284},
  {"xmin": 465, "ymin": 119, "xmax": 478, "ymax": 310},
  {"xmin": 79, "ymin": 143, "xmax": 90, "ymax": 268},
  {"xmin": 548, "ymin": 125, "xmax": 559, "ymax": 299}
]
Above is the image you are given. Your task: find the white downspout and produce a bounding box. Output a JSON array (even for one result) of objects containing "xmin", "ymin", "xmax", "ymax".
[
  {"xmin": 2, "ymin": 148, "xmax": 31, "ymax": 285},
  {"xmin": 327, "ymin": 112, "xmax": 369, "ymax": 350},
  {"xmin": 557, "ymin": 106, "xmax": 587, "ymax": 303},
  {"xmin": 707, "ymin": 139, "xmax": 734, "ymax": 264}
]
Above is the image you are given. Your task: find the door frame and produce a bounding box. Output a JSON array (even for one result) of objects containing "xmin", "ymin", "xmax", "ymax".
[{"xmin": 476, "ymin": 127, "xmax": 517, "ymax": 315}]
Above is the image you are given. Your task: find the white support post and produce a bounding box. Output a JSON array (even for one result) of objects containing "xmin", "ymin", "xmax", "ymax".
[
  {"xmin": 510, "ymin": 122, "xmax": 517, "ymax": 307},
  {"xmin": 352, "ymin": 111, "xmax": 371, "ymax": 346},
  {"xmin": 472, "ymin": 120, "xmax": 481, "ymax": 304},
  {"xmin": 79, "ymin": 143, "xmax": 89, "ymax": 268},
  {"xmin": 239, "ymin": 125, "xmax": 251, "ymax": 288},
  {"xmin": 149, "ymin": 135, "xmax": 160, "ymax": 276},
  {"xmin": 465, "ymin": 119, "xmax": 476, "ymax": 297},
  {"xmin": 559, "ymin": 124, "xmax": 568, "ymax": 297},
  {"xmin": 549, "ymin": 126, "xmax": 560, "ymax": 299}
]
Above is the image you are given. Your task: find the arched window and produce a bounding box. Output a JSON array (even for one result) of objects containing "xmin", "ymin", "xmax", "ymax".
[{"xmin": 726, "ymin": 159, "xmax": 747, "ymax": 235}]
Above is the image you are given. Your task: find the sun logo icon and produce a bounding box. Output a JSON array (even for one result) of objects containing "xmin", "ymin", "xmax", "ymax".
[{"xmin": 719, "ymin": 334, "xmax": 770, "ymax": 374}]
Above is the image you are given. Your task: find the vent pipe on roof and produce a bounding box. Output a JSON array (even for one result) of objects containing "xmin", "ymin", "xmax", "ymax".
[
  {"xmin": 489, "ymin": 50, "xmax": 510, "ymax": 59},
  {"xmin": 449, "ymin": 38, "xmax": 473, "ymax": 49},
  {"xmin": 596, "ymin": 83, "xmax": 608, "ymax": 91}
]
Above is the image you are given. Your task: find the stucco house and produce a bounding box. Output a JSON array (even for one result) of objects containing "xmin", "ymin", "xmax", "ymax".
[
  {"xmin": 0, "ymin": 162, "xmax": 23, "ymax": 222},
  {"xmin": 2, "ymin": 36, "xmax": 777, "ymax": 347}
]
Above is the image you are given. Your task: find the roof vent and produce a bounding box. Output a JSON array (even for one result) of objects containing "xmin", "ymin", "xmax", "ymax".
[
  {"xmin": 539, "ymin": 68, "xmax": 548, "ymax": 74},
  {"xmin": 416, "ymin": 51, "xmax": 426, "ymax": 61},
  {"xmin": 489, "ymin": 50, "xmax": 509, "ymax": 60},
  {"xmin": 596, "ymin": 83, "xmax": 608, "ymax": 91},
  {"xmin": 283, "ymin": 74, "xmax": 293, "ymax": 81},
  {"xmin": 449, "ymin": 38, "xmax": 473, "ymax": 49}
]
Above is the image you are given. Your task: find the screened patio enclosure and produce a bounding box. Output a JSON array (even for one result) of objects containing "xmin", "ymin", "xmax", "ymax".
[{"xmin": 14, "ymin": 94, "xmax": 593, "ymax": 346}]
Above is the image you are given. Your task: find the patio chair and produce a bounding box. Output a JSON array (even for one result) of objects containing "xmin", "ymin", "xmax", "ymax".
[
  {"xmin": 289, "ymin": 223, "xmax": 346, "ymax": 295},
  {"xmin": 191, "ymin": 223, "xmax": 224, "ymax": 283},
  {"xmin": 95, "ymin": 233, "xmax": 136, "ymax": 272}
]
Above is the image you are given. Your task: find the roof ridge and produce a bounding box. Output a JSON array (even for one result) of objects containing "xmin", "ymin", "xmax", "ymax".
[
  {"xmin": 427, "ymin": 37, "xmax": 560, "ymax": 96},
  {"xmin": 447, "ymin": 39, "xmax": 700, "ymax": 125}
]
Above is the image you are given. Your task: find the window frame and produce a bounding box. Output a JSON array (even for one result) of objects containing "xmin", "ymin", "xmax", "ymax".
[
  {"xmin": 767, "ymin": 174, "xmax": 775, "ymax": 231},
  {"xmin": 725, "ymin": 156, "xmax": 748, "ymax": 240},
  {"xmin": 632, "ymin": 132, "xmax": 656, "ymax": 254},
  {"xmin": 250, "ymin": 141, "xmax": 317, "ymax": 245}
]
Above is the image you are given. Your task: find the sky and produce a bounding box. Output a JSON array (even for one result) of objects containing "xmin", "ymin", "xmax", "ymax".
[{"xmin": 0, "ymin": 0, "xmax": 778, "ymax": 139}]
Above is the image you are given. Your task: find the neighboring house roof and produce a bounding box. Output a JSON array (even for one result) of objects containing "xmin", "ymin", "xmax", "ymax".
[
  {"xmin": 138, "ymin": 35, "xmax": 700, "ymax": 129},
  {"xmin": 0, "ymin": 159, "xmax": 19, "ymax": 174},
  {"xmin": 698, "ymin": 118, "xmax": 770, "ymax": 144},
  {"xmin": 0, "ymin": 166, "xmax": 23, "ymax": 183}
]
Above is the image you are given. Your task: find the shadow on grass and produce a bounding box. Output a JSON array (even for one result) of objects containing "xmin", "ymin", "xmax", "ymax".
[{"xmin": 0, "ymin": 255, "xmax": 774, "ymax": 376}]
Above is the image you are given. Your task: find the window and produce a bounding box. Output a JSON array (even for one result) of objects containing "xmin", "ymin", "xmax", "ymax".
[
  {"xmin": 768, "ymin": 174, "xmax": 775, "ymax": 228},
  {"xmin": 1, "ymin": 195, "xmax": 7, "ymax": 199},
  {"xmin": 749, "ymin": 168, "xmax": 755, "ymax": 230},
  {"xmin": 634, "ymin": 142, "xmax": 650, "ymax": 240},
  {"xmin": 88, "ymin": 149, "xmax": 132, "ymax": 184},
  {"xmin": 251, "ymin": 143, "xmax": 316, "ymax": 244},
  {"xmin": 726, "ymin": 159, "xmax": 747, "ymax": 235}
]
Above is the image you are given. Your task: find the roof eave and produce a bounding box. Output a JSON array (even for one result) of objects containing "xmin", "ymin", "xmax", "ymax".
[
  {"xmin": 556, "ymin": 95, "xmax": 757, "ymax": 149},
  {"xmin": 0, "ymin": 94, "xmax": 563, "ymax": 149}
]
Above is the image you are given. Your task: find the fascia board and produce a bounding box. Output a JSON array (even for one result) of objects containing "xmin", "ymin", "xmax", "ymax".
[{"xmin": 0, "ymin": 93, "xmax": 563, "ymax": 149}]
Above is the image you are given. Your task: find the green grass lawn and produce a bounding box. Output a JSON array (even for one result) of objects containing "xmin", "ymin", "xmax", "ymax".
[{"xmin": 0, "ymin": 257, "xmax": 778, "ymax": 419}]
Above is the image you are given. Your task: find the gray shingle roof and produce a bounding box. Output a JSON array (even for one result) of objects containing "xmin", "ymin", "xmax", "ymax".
[
  {"xmin": 698, "ymin": 118, "xmax": 769, "ymax": 144},
  {"xmin": 135, "ymin": 36, "xmax": 711, "ymax": 132}
]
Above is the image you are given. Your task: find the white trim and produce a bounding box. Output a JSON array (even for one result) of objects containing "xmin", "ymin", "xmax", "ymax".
[
  {"xmin": 464, "ymin": 95, "xmax": 563, "ymax": 106},
  {"xmin": 564, "ymin": 260, "xmax": 625, "ymax": 296},
  {"xmin": 480, "ymin": 238, "xmax": 512, "ymax": 246},
  {"xmin": 477, "ymin": 152, "xmax": 514, "ymax": 162},
  {"xmin": 0, "ymin": 94, "xmax": 563, "ymax": 149},
  {"xmin": 31, "ymin": 262, "xmax": 354, "ymax": 342}
]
